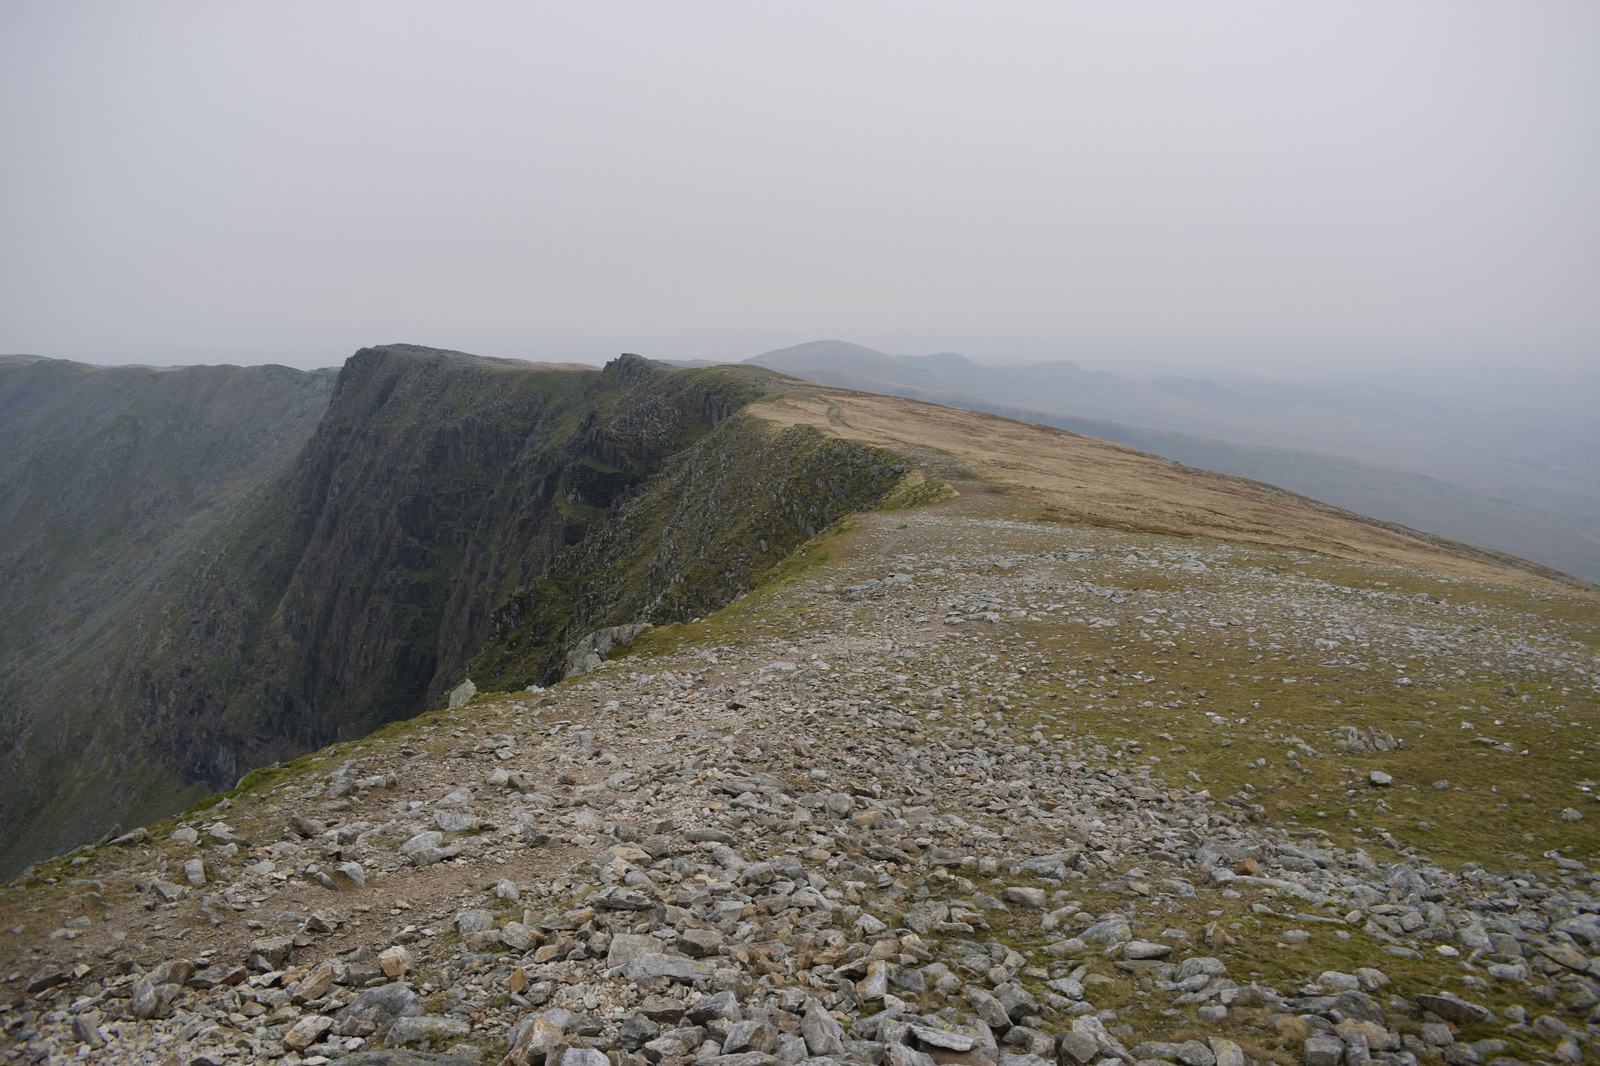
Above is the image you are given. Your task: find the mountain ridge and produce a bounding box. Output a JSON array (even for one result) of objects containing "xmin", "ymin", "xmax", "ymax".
[{"xmin": 0, "ymin": 348, "xmax": 916, "ymax": 875}]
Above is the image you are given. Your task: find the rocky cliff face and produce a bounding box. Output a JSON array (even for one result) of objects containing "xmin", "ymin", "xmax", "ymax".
[
  {"xmin": 469, "ymin": 414, "xmax": 920, "ymax": 689},
  {"xmin": 0, "ymin": 347, "xmax": 915, "ymax": 875},
  {"xmin": 124, "ymin": 348, "xmax": 763, "ymax": 793}
]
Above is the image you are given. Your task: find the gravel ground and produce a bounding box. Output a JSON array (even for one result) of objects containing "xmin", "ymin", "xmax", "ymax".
[{"xmin": 2, "ymin": 489, "xmax": 1597, "ymax": 1066}]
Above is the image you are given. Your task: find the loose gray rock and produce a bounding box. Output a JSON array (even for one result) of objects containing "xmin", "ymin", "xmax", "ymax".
[
  {"xmin": 1303, "ymin": 1034, "xmax": 1344, "ymax": 1066},
  {"xmin": 1068, "ymin": 1016, "xmax": 1131, "ymax": 1064},
  {"xmin": 1208, "ymin": 1037, "xmax": 1246, "ymax": 1066},
  {"xmin": 622, "ymin": 953, "xmax": 720, "ymax": 983},
  {"xmin": 1080, "ymin": 916, "xmax": 1131, "ymax": 946},
  {"xmin": 1318, "ymin": 971, "xmax": 1359, "ymax": 992},
  {"xmin": 1122, "ymin": 940, "xmax": 1171, "ymax": 960},
  {"xmin": 908, "ymin": 1026, "xmax": 977, "ymax": 1052},
  {"xmin": 561, "ymin": 1050, "xmax": 610, "ymax": 1066},
  {"xmin": 1414, "ymin": 993, "xmax": 1494, "ymax": 1027},
  {"xmin": 825, "ymin": 792, "xmax": 855, "ymax": 817},
  {"xmin": 618, "ymin": 1015, "xmax": 661, "ymax": 1051},
  {"xmin": 1000, "ymin": 886, "xmax": 1046, "ymax": 909},
  {"xmin": 802, "ymin": 1003, "xmax": 846, "ymax": 1057},
  {"xmin": 340, "ymin": 1053, "xmax": 479, "ymax": 1065},
  {"xmin": 1176, "ymin": 957, "xmax": 1228, "ymax": 980},
  {"xmin": 399, "ymin": 831, "xmax": 460, "ymax": 867},
  {"xmin": 24, "ymin": 965, "xmax": 67, "ymax": 994},
  {"xmin": 724, "ymin": 1019, "xmax": 781, "ymax": 1055},
  {"xmin": 129, "ymin": 978, "xmax": 161, "ymax": 1021},
  {"xmin": 903, "ymin": 901, "xmax": 949, "ymax": 934},
  {"xmin": 433, "ymin": 809, "xmax": 481, "ymax": 832},
  {"xmin": 500, "ymin": 921, "xmax": 535, "ymax": 950},
  {"xmin": 1057, "ymin": 1031, "xmax": 1100, "ymax": 1065},
  {"xmin": 507, "ymin": 1016, "xmax": 567, "ymax": 1065},
  {"xmin": 150, "ymin": 879, "xmax": 185, "ymax": 903},
  {"xmin": 607, "ymin": 933, "xmax": 663, "ymax": 968},
  {"xmin": 593, "ymin": 885, "xmax": 656, "ymax": 910},
  {"xmin": 454, "ymin": 909, "xmax": 494, "ymax": 935},
  {"xmin": 965, "ymin": 986, "xmax": 1012, "ymax": 1031}
]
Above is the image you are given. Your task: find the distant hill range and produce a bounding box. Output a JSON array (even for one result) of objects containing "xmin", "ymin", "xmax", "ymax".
[{"xmin": 746, "ymin": 340, "xmax": 1600, "ymax": 584}]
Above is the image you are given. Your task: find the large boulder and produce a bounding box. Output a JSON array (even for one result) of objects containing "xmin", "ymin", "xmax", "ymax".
[{"xmin": 335, "ymin": 983, "xmax": 423, "ymax": 1039}]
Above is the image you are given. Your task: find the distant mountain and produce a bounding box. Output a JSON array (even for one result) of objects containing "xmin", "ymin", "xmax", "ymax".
[{"xmin": 747, "ymin": 341, "xmax": 1600, "ymax": 582}]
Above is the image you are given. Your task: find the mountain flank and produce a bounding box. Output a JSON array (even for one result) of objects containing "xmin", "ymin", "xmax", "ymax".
[{"xmin": 3, "ymin": 347, "xmax": 1590, "ymax": 880}]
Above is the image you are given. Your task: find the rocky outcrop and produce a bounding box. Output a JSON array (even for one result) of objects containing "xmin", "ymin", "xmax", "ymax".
[
  {"xmin": 474, "ymin": 414, "xmax": 915, "ymax": 689},
  {"xmin": 565, "ymin": 625, "xmax": 655, "ymax": 679}
]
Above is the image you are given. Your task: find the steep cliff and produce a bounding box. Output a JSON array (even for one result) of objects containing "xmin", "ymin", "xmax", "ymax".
[
  {"xmin": 124, "ymin": 348, "xmax": 758, "ymax": 785},
  {"xmin": 0, "ymin": 347, "xmax": 920, "ymax": 875},
  {"xmin": 468, "ymin": 413, "xmax": 922, "ymax": 688}
]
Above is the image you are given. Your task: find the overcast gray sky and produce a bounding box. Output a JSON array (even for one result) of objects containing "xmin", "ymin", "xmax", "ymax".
[{"xmin": 1, "ymin": 2, "xmax": 1596, "ymax": 374}]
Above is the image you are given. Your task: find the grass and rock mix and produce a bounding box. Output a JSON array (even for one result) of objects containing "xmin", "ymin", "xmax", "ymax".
[{"xmin": 2, "ymin": 486, "xmax": 1596, "ymax": 1066}]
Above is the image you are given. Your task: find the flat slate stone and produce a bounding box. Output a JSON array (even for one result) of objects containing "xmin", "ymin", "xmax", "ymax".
[
  {"xmin": 622, "ymin": 953, "xmax": 720, "ymax": 982},
  {"xmin": 909, "ymin": 1025, "xmax": 978, "ymax": 1051},
  {"xmin": 340, "ymin": 1053, "xmax": 477, "ymax": 1066},
  {"xmin": 701, "ymin": 1055, "xmax": 781, "ymax": 1066}
]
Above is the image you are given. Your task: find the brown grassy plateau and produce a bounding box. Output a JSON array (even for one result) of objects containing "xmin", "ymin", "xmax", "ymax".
[{"xmin": 747, "ymin": 383, "xmax": 1593, "ymax": 598}]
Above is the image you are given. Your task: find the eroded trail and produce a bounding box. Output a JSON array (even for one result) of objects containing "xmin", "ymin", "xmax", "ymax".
[{"xmin": 2, "ymin": 490, "xmax": 1597, "ymax": 1066}]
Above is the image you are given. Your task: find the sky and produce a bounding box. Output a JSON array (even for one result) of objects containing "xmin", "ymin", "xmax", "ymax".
[{"xmin": 1, "ymin": 2, "xmax": 1596, "ymax": 375}]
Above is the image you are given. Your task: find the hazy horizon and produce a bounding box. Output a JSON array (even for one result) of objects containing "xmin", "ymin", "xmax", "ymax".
[
  {"xmin": 3, "ymin": 3, "xmax": 1597, "ymax": 379},
  {"xmin": 11, "ymin": 340, "xmax": 1596, "ymax": 410}
]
